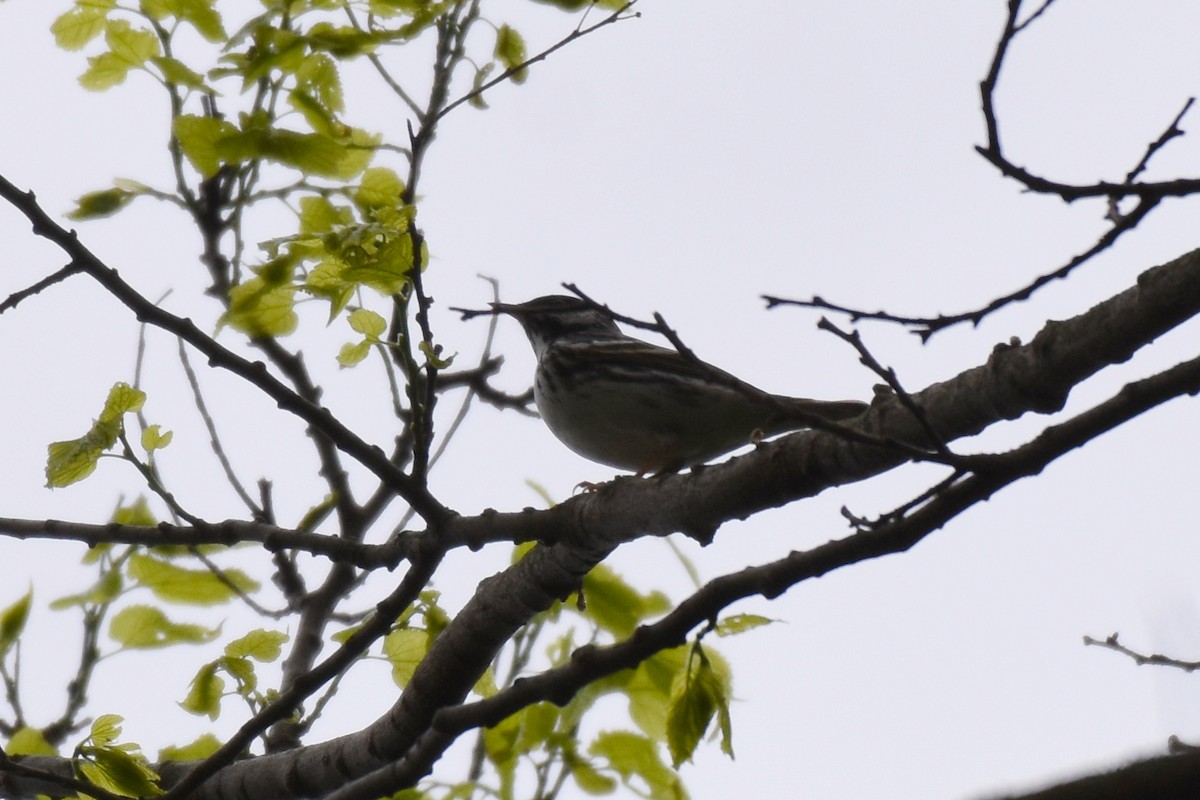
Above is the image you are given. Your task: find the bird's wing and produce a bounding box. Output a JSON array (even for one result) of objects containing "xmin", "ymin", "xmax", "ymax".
[{"xmin": 562, "ymin": 337, "xmax": 758, "ymax": 390}]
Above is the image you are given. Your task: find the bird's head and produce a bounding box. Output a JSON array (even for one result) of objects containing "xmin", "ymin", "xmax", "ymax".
[{"xmin": 491, "ymin": 295, "xmax": 623, "ymax": 358}]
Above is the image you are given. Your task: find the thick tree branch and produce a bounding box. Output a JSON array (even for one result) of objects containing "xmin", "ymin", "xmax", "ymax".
[{"xmin": 136, "ymin": 247, "xmax": 1200, "ymax": 800}]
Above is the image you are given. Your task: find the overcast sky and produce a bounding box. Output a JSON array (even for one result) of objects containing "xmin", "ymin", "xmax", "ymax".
[{"xmin": 2, "ymin": 2, "xmax": 1200, "ymax": 799}]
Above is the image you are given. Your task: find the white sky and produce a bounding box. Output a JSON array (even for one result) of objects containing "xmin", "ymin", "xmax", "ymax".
[{"xmin": 2, "ymin": 2, "xmax": 1200, "ymax": 799}]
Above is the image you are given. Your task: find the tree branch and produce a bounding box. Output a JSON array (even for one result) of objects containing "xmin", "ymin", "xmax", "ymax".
[{"xmin": 0, "ymin": 174, "xmax": 451, "ymax": 526}]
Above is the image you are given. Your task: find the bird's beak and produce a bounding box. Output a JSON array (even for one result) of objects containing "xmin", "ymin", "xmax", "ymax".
[{"xmin": 489, "ymin": 301, "xmax": 525, "ymax": 317}]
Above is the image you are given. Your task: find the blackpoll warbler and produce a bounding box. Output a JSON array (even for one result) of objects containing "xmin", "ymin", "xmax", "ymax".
[{"xmin": 494, "ymin": 295, "xmax": 867, "ymax": 475}]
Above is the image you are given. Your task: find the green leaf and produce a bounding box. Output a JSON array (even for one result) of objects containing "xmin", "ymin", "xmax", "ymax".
[
  {"xmin": 144, "ymin": 0, "xmax": 226, "ymax": 42},
  {"xmin": 45, "ymin": 382, "xmax": 145, "ymax": 488},
  {"xmin": 158, "ymin": 733, "xmax": 222, "ymax": 762},
  {"xmin": 305, "ymin": 22, "xmax": 379, "ymax": 58},
  {"xmin": 173, "ymin": 114, "xmax": 239, "ymax": 178},
  {"xmin": 108, "ymin": 605, "xmax": 217, "ymax": 649},
  {"xmin": 353, "ymin": 167, "xmax": 404, "ymax": 211},
  {"xmin": 221, "ymin": 655, "xmax": 256, "ymax": 694},
  {"xmin": 79, "ymin": 749, "xmax": 162, "ymax": 797},
  {"xmin": 50, "ymin": 569, "xmax": 123, "ymax": 609},
  {"xmin": 337, "ymin": 340, "xmax": 371, "ymax": 368},
  {"xmin": 625, "ymin": 647, "xmax": 685, "ymax": 740},
  {"xmin": 304, "ymin": 260, "xmax": 355, "ymax": 319},
  {"xmin": 6, "ymin": 726, "xmax": 56, "ymax": 757},
  {"xmin": 299, "ymin": 195, "xmax": 352, "ymax": 234},
  {"xmin": 0, "ymin": 589, "xmax": 32, "ymax": 656},
  {"xmin": 348, "ymin": 308, "xmax": 387, "ymax": 338},
  {"xmin": 494, "ymin": 24, "xmax": 528, "ymax": 84},
  {"xmin": 589, "ymin": 731, "xmax": 683, "ymax": 800},
  {"xmin": 78, "ymin": 743, "xmax": 163, "ymax": 797},
  {"xmin": 294, "ymin": 52, "xmax": 344, "ymax": 115},
  {"xmin": 225, "ymin": 629, "xmax": 288, "ymax": 661},
  {"xmin": 582, "ymin": 564, "xmax": 670, "ymax": 637},
  {"xmin": 666, "ymin": 645, "xmax": 734, "ymax": 766},
  {"xmin": 566, "ymin": 750, "xmax": 618, "ymax": 795},
  {"xmin": 181, "ymin": 663, "xmax": 224, "ymax": 719},
  {"xmin": 151, "ymin": 56, "xmax": 208, "ymax": 89},
  {"xmin": 224, "ymin": 126, "xmax": 374, "ymax": 180},
  {"xmin": 68, "ymin": 187, "xmax": 135, "ymax": 220},
  {"xmin": 473, "ymin": 665, "xmax": 498, "ymax": 698},
  {"xmin": 80, "ymin": 52, "xmax": 135, "ymax": 90},
  {"xmin": 51, "ymin": 2, "xmax": 114, "ymax": 51},
  {"xmin": 666, "ymin": 665, "xmax": 717, "ymax": 766},
  {"xmin": 141, "ymin": 424, "xmax": 173, "ymax": 452},
  {"xmin": 128, "ymin": 553, "xmax": 259, "ymax": 605},
  {"xmin": 220, "ymin": 277, "xmax": 298, "ymax": 337},
  {"xmin": 296, "ymin": 493, "xmax": 337, "ymax": 532},
  {"xmin": 715, "ymin": 613, "xmax": 773, "ymax": 637},
  {"xmin": 469, "ymin": 63, "xmax": 494, "ymax": 109},
  {"xmin": 418, "ymin": 340, "xmax": 455, "ymax": 369},
  {"xmin": 87, "ymin": 714, "xmax": 125, "ymax": 748},
  {"xmin": 517, "ymin": 702, "xmax": 559, "ymax": 751},
  {"xmin": 339, "ymin": 235, "xmax": 413, "ymax": 294},
  {"xmin": 45, "ymin": 436, "xmax": 106, "ymax": 487},
  {"xmin": 100, "ymin": 382, "xmax": 146, "ymax": 422},
  {"xmin": 384, "ymin": 628, "xmax": 430, "ymax": 687},
  {"xmin": 112, "ymin": 496, "xmax": 157, "ymax": 526},
  {"xmin": 79, "ymin": 20, "xmax": 161, "ymax": 91},
  {"xmin": 482, "ymin": 712, "xmax": 520, "ymax": 797}
]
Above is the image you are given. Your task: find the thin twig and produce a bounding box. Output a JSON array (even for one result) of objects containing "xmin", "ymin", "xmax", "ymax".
[
  {"xmin": 1083, "ymin": 632, "xmax": 1200, "ymax": 672},
  {"xmin": 0, "ymin": 263, "xmax": 82, "ymax": 314},
  {"xmin": 177, "ymin": 340, "xmax": 263, "ymax": 516},
  {"xmin": 434, "ymin": 1, "xmax": 640, "ymax": 123}
]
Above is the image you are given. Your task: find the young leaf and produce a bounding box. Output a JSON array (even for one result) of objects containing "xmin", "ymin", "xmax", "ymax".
[
  {"xmin": 0, "ymin": 589, "xmax": 32, "ymax": 656},
  {"xmin": 45, "ymin": 435, "xmax": 107, "ymax": 487},
  {"xmin": 353, "ymin": 167, "xmax": 404, "ymax": 211},
  {"xmin": 220, "ymin": 277, "xmax": 298, "ymax": 337},
  {"xmin": 145, "ymin": 0, "xmax": 226, "ymax": 42},
  {"xmin": 78, "ymin": 746, "xmax": 163, "ymax": 797},
  {"xmin": 5, "ymin": 726, "xmax": 56, "ymax": 757},
  {"xmin": 151, "ymin": 56, "xmax": 208, "ymax": 89},
  {"xmin": 715, "ymin": 613, "xmax": 773, "ymax": 637},
  {"xmin": 86, "ymin": 714, "xmax": 125, "ymax": 748},
  {"xmin": 108, "ymin": 605, "xmax": 217, "ymax": 649},
  {"xmin": 79, "ymin": 20, "xmax": 161, "ymax": 91},
  {"xmin": 348, "ymin": 308, "xmax": 387, "ymax": 338},
  {"xmin": 158, "ymin": 733, "xmax": 222, "ymax": 762},
  {"xmin": 173, "ymin": 114, "xmax": 239, "ymax": 178},
  {"xmin": 384, "ymin": 628, "xmax": 430, "ymax": 687},
  {"xmin": 666, "ymin": 645, "xmax": 735, "ymax": 767},
  {"xmin": 565, "ymin": 749, "xmax": 618, "ymax": 795},
  {"xmin": 589, "ymin": 731, "xmax": 682, "ymax": 800},
  {"xmin": 225, "ymin": 629, "xmax": 288, "ymax": 661},
  {"xmin": 128, "ymin": 553, "xmax": 259, "ymax": 605},
  {"xmin": 99, "ymin": 382, "xmax": 145, "ymax": 421},
  {"xmin": 141, "ymin": 424, "xmax": 173, "ymax": 452},
  {"xmin": 46, "ymin": 382, "xmax": 146, "ymax": 487},
  {"xmin": 181, "ymin": 663, "xmax": 225, "ymax": 719},
  {"xmin": 112, "ymin": 496, "xmax": 157, "ymax": 526},
  {"xmin": 51, "ymin": 2, "xmax": 114, "ymax": 51},
  {"xmin": 582, "ymin": 564, "xmax": 670, "ymax": 637},
  {"xmin": 494, "ymin": 25, "xmax": 528, "ymax": 84},
  {"xmin": 337, "ymin": 340, "xmax": 371, "ymax": 368},
  {"xmin": 666, "ymin": 660, "xmax": 719, "ymax": 767},
  {"xmin": 68, "ymin": 187, "xmax": 135, "ymax": 220},
  {"xmin": 50, "ymin": 569, "xmax": 123, "ymax": 610},
  {"xmin": 299, "ymin": 195, "xmax": 352, "ymax": 234}
]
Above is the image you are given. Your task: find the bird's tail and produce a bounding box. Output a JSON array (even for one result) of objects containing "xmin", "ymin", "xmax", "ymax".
[{"xmin": 774, "ymin": 396, "xmax": 868, "ymax": 423}]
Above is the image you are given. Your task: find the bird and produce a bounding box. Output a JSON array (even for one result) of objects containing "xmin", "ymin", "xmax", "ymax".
[{"xmin": 492, "ymin": 295, "xmax": 867, "ymax": 475}]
